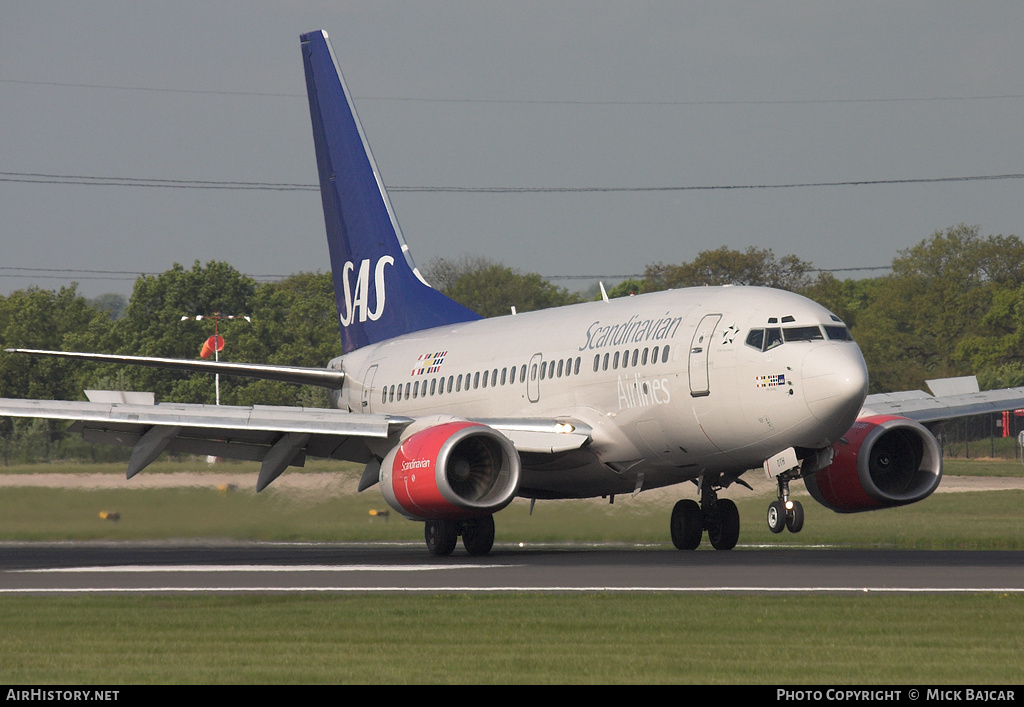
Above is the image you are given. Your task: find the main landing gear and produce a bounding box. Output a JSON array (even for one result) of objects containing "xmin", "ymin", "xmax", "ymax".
[
  {"xmin": 424, "ymin": 515, "xmax": 496, "ymax": 557},
  {"xmin": 767, "ymin": 473, "xmax": 804, "ymax": 534},
  {"xmin": 670, "ymin": 481, "xmax": 740, "ymax": 551}
]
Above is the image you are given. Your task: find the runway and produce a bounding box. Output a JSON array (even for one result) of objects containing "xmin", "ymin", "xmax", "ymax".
[{"xmin": 2, "ymin": 542, "xmax": 1022, "ymax": 594}]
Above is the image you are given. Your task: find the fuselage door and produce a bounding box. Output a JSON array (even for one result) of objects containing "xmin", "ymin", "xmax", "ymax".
[
  {"xmin": 361, "ymin": 364, "xmax": 378, "ymax": 411},
  {"xmin": 689, "ymin": 314, "xmax": 721, "ymax": 397},
  {"xmin": 527, "ymin": 353, "xmax": 542, "ymax": 403}
]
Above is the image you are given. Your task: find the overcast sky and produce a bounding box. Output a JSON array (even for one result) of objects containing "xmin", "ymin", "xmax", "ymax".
[{"xmin": 3, "ymin": 1, "xmax": 1023, "ymax": 299}]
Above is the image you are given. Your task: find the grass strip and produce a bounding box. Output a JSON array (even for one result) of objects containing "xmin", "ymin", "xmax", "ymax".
[{"xmin": 1, "ymin": 593, "xmax": 1021, "ymax": 684}]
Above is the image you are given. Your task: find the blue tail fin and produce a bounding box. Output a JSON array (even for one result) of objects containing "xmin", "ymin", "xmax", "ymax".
[{"xmin": 300, "ymin": 30, "xmax": 481, "ymax": 353}]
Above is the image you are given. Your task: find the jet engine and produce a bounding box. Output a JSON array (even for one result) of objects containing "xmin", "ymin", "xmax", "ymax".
[
  {"xmin": 379, "ymin": 421, "xmax": 521, "ymax": 520},
  {"xmin": 804, "ymin": 414, "xmax": 942, "ymax": 513}
]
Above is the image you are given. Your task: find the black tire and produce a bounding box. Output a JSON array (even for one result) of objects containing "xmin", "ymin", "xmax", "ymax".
[
  {"xmin": 461, "ymin": 515, "xmax": 496, "ymax": 556},
  {"xmin": 424, "ymin": 519, "xmax": 458, "ymax": 556},
  {"xmin": 670, "ymin": 499, "xmax": 703, "ymax": 550},
  {"xmin": 786, "ymin": 500, "xmax": 805, "ymax": 533},
  {"xmin": 767, "ymin": 501, "xmax": 787, "ymax": 534},
  {"xmin": 708, "ymin": 498, "xmax": 740, "ymax": 551}
]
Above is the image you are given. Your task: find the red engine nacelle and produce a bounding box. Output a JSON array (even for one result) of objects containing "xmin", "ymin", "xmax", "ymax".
[
  {"xmin": 379, "ymin": 421, "xmax": 521, "ymax": 521},
  {"xmin": 804, "ymin": 414, "xmax": 942, "ymax": 513}
]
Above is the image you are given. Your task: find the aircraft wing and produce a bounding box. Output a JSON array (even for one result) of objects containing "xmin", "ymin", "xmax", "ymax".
[
  {"xmin": 4, "ymin": 349, "xmax": 346, "ymax": 389},
  {"xmin": 0, "ymin": 397, "xmax": 408, "ymax": 489},
  {"xmin": 0, "ymin": 395, "xmax": 592, "ymax": 492},
  {"xmin": 861, "ymin": 387, "xmax": 1024, "ymax": 425}
]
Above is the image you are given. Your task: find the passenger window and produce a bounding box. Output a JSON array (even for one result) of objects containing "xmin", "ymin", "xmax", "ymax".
[
  {"xmin": 662, "ymin": 345, "xmax": 670, "ymax": 363},
  {"xmin": 652, "ymin": 346, "xmax": 659, "ymax": 363},
  {"xmin": 641, "ymin": 348, "xmax": 648, "ymax": 365},
  {"xmin": 593, "ymin": 354, "xmax": 600, "ymax": 372},
  {"xmin": 557, "ymin": 360, "xmax": 564, "ymax": 377},
  {"xmin": 613, "ymin": 351, "xmax": 620, "ymax": 369},
  {"xmin": 430, "ymin": 378, "xmax": 437, "ymax": 396},
  {"xmin": 574, "ymin": 357, "xmax": 581, "ymax": 375},
  {"xmin": 482, "ymin": 370, "xmax": 489, "ymax": 388},
  {"xmin": 473, "ymin": 372, "xmax": 480, "ymax": 389}
]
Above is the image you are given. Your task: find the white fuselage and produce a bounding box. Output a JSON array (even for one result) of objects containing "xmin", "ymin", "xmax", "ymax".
[{"xmin": 330, "ymin": 286, "xmax": 869, "ymax": 499}]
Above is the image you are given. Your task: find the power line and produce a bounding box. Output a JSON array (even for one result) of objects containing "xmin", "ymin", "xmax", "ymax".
[
  {"xmin": 3, "ymin": 170, "xmax": 1023, "ymax": 193},
  {"xmin": 389, "ymin": 176, "xmax": 1024, "ymax": 195},
  {"xmin": 0, "ymin": 267, "xmax": 288, "ymax": 283},
  {"xmin": 4, "ymin": 78, "xmax": 1024, "ymax": 107},
  {"xmin": 0, "ymin": 265, "xmax": 891, "ymax": 286},
  {"xmin": 0, "ymin": 172, "xmax": 314, "ymax": 191}
]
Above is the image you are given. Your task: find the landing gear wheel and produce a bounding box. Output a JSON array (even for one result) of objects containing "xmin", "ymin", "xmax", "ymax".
[
  {"xmin": 785, "ymin": 500, "xmax": 804, "ymax": 533},
  {"xmin": 461, "ymin": 515, "xmax": 496, "ymax": 556},
  {"xmin": 670, "ymin": 499, "xmax": 703, "ymax": 550},
  {"xmin": 424, "ymin": 519, "xmax": 458, "ymax": 556},
  {"xmin": 707, "ymin": 498, "xmax": 740, "ymax": 551},
  {"xmin": 767, "ymin": 501, "xmax": 787, "ymax": 534}
]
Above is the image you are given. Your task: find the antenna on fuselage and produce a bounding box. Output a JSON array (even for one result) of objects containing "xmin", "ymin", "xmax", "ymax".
[{"xmin": 599, "ymin": 282, "xmax": 609, "ymax": 302}]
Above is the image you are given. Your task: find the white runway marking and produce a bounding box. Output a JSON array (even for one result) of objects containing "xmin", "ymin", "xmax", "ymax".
[
  {"xmin": 2, "ymin": 586, "xmax": 1023, "ymax": 594},
  {"xmin": 17, "ymin": 564, "xmax": 506, "ymax": 573}
]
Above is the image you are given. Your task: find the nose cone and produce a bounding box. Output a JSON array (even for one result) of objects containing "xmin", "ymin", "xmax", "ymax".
[{"xmin": 801, "ymin": 343, "xmax": 869, "ymax": 443}]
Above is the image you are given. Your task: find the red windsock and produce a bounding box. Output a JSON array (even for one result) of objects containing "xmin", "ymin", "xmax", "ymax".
[{"xmin": 200, "ymin": 335, "xmax": 225, "ymax": 359}]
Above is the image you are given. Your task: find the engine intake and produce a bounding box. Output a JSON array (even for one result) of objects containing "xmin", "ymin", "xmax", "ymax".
[
  {"xmin": 804, "ymin": 414, "xmax": 942, "ymax": 513},
  {"xmin": 380, "ymin": 421, "xmax": 521, "ymax": 520}
]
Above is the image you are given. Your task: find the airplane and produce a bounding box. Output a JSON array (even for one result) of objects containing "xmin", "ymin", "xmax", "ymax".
[{"xmin": 2, "ymin": 29, "xmax": 1022, "ymax": 556}]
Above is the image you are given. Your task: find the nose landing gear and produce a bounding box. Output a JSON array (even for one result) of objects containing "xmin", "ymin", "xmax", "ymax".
[{"xmin": 767, "ymin": 474, "xmax": 804, "ymax": 534}]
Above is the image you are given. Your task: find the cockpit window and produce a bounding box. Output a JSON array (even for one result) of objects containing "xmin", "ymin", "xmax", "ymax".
[
  {"xmin": 748, "ymin": 325, "xmax": 835, "ymax": 351},
  {"xmin": 824, "ymin": 325, "xmax": 853, "ymax": 341},
  {"xmin": 745, "ymin": 329, "xmax": 764, "ymax": 350},
  {"xmin": 783, "ymin": 326, "xmax": 824, "ymax": 342},
  {"xmin": 748, "ymin": 328, "xmax": 784, "ymax": 351}
]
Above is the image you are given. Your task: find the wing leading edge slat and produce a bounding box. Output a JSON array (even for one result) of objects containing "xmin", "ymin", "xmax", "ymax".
[{"xmin": 861, "ymin": 387, "xmax": 1024, "ymax": 424}]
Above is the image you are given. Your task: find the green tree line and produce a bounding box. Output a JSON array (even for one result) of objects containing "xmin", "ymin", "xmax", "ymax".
[{"xmin": 3, "ymin": 224, "xmax": 1023, "ymax": 461}]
